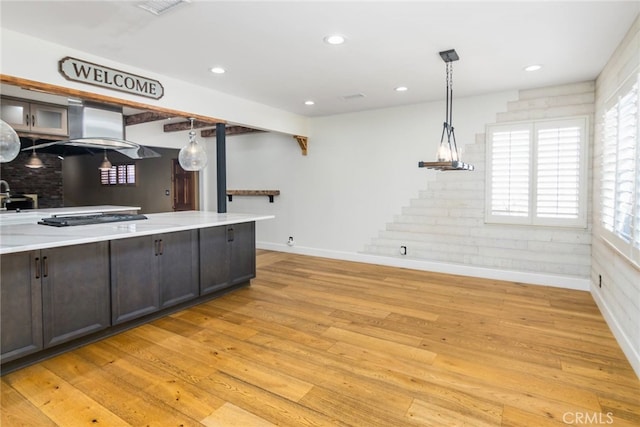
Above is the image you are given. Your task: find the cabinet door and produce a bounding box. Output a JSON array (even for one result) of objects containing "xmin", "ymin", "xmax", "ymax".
[
  {"xmin": 111, "ymin": 235, "xmax": 160, "ymax": 324},
  {"xmin": 0, "ymin": 98, "xmax": 30, "ymax": 132},
  {"xmin": 0, "ymin": 251, "xmax": 43, "ymax": 363},
  {"xmin": 0, "ymin": 99, "xmax": 68, "ymax": 135},
  {"xmin": 41, "ymin": 242, "xmax": 110, "ymax": 348},
  {"xmin": 229, "ymin": 222, "xmax": 256, "ymax": 285},
  {"xmin": 31, "ymin": 103, "xmax": 68, "ymax": 136},
  {"xmin": 158, "ymin": 230, "xmax": 199, "ymax": 308},
  {"xmin": 199, "ymin": 226, "xmax": 231, "ymax": 295}
]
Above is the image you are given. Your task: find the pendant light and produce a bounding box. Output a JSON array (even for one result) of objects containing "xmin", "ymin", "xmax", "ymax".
[
  {"xmin": 98, "ymin": 150, "xmax": 113, "ymax": 171},
  {"xmin": 25, "ymin": 139, "xmax": 44, "ymax": 169},
  {"xmin": 178, "ymin": 118, "xmax": 208, "ymax": 171},
  {"xmin": 419, "ymin": 49, "xmax": 474, "ymax": 171},
  {"xmin": 0, "ymin": 119, "xmax": 20, "ymax": 163}
]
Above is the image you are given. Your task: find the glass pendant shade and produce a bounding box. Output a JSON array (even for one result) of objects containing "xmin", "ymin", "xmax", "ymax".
[
  {"xmin": 0, "ymin": 119, "xmax": 21, "ymax": 163},
  {"xmin": 178, "ymin": 122, "xmax": 208, "ymax": 171},
  {"xmin": 25, "ymin": 151, "xmax": 44, "ymax": 169}
]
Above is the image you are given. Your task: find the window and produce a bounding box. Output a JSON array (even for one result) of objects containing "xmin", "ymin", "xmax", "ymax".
[
  {"xmin": 485, "ymin": 117, "xmax": 588, "ymax": 227},
  {"xmin": 601, "ymin": 72, "xmax": 639, "ymax": 265},
  {"xmin": 100, "ymin": 163, "xmax": 136, "ymax": 186}
]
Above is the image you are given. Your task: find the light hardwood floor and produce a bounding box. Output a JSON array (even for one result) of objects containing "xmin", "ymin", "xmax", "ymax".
[{"xmin": 2, "ymin": 250, "xmax": 639, "ymax": 426}]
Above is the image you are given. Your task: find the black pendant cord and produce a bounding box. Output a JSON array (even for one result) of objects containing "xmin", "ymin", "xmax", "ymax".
[
  {"xmin": 446, "ymin": 61, "xmax": 460, "ymax": 161},
  {"xmin": 444, "ymin": 60, "xmax": 450, "ymax": 129}
]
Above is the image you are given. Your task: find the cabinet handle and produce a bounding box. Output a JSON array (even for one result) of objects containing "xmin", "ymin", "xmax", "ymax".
[
  {"xmin": 43, "ymin": 256, "xmax": 48, "ymax": 277},
  {"xmin": 26, "ymin": 114, "xmax": 30, "ymax": 127},
  {"xmin": 158, "ymin": 239, "xmax": 164, "ymax": 255},
  {"xmin": 35, "ymin": 257, "xmax": 41, "ymax": 279},
  {"xmin": 31, "ymin": 114, "xmax": 35, "ymax": 127},
  {"xmin": 154, "ymin": 239, "xmax": 158, "ymax": 256},
  {"xmin": 227, "ymin": 227, "xmax": 234, "ymax": 242}
]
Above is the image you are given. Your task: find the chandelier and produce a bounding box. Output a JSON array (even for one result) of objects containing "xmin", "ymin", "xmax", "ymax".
[{"xmin": 419, "ymin": 49, "xmax": 474, "ymax": 171}]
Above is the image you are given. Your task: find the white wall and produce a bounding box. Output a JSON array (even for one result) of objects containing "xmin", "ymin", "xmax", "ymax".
[
  {"xmin": 591, "ymin": 15, "xmax": 640, "ymax": 378},
  {"xmin": 222, "ymin": 92, "xmax": 515, "ymax": 254}
]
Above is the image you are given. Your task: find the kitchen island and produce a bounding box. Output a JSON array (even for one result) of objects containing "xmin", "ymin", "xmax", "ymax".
[{"xmin": 0, "ymin": 209, "xmax": 273, "ymax": 373}]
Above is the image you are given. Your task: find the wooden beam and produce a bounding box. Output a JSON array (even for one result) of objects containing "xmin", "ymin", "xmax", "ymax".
[
  {"xmin": 0, "ymin": 74, "xmax": 227, "ymax": 125},
  {"xmin": 163, "ymin": 120, "xmax": 218, "ymax": 132},
  {"xmin": 294, "ymin": 135, "xmax": 308, "ymax": 155},
  {"xmin": 124, "ymin": 112, "xmax": 174, "ymax": 126},
  {"xmin": 201, "ymin": 126, "xmax": 264, "ymax": 138},
  {"xmin": 2, "ymin": 74, "xmax": 309, "ymax": 155}
]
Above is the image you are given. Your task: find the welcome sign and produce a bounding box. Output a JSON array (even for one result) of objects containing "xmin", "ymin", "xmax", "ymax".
[{"xmin": 59, "ymin": 57, "xmax": 164, "ymax": 100}]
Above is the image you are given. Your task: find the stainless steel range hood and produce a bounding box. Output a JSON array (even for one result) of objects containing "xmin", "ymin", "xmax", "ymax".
[{"xmin": 22, "ymin": 101, "xmax": 160, "ymax": 159}]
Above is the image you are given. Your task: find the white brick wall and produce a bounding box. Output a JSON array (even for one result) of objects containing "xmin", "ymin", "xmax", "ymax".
[
  {"xmin": 590, "ymin": 14, "xmax": 640, "ymax": 377},
  {"xmin": 364, "ymin": 81, "xmax": 595, "ymax": 280}
]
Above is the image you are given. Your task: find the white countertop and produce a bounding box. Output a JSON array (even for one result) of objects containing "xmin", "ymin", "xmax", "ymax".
[{"xmin": 0, "ymin": 210, "xmax": 274, "ymax": 255}]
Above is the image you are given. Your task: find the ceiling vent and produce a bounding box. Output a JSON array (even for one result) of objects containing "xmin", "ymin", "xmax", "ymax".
[
  {"xmin": 341, "ymin": 93, "xmax": 366, "ymax": 101},
  {"xmin": 137, "ymin": 0, "xmax": 190, "ymax": 16}
]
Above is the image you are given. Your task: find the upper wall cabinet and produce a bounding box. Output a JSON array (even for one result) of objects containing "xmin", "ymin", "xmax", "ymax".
[{"xmin": 0, "ymin": 97, "xmax": 68, "ymax": 136}]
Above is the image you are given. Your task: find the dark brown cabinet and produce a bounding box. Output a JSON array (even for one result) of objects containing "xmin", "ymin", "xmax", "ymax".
[
  {"xmin": 41, "ymin": 243, "xmax": 110, "ymax": 347},
  {"xmin": 158, "ymin": 230, "xmax": 199, "ymax": 308},
  {"xmin": 200, "ymin": 222, "xmax": 255, "ymax": 295},
  {"xmin": 1, "ymin": 242, "xmax": 110, "ymax": 363},
  {"xmin": 2, "ymin": 221, "xmax": 256, "ymax": 369},
  {"xmin": 110, "ymin": 230, "xmax": 198, "ymax": 325},
  {"xmin": 0, "ymin": 252, "xmax": 43, "ymax": 363}
]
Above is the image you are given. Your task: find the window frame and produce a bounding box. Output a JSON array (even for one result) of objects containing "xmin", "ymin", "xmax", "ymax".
[
  {"xmin": 600, "ymin": 70, "xmax": 640, "ymax": 267},
  {"xmin": 485, "ymin": 116, "xmax": 589, "ymax": 228},
  {"xmin": 100, "ymin": 162, "xmax": 137, "ymax": 186}
]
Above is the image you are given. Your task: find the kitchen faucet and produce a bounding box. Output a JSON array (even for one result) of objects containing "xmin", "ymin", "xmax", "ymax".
[{"xmin": 0, "ymin": 180, "xmax": 11, "ymax": 210}]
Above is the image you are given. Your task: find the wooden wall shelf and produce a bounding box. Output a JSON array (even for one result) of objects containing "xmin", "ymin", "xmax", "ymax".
[{"xmin": 226, "ymin": 190, "xmax": 280, "ymax": 203}]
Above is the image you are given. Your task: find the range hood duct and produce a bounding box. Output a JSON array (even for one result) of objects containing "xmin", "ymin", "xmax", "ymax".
[{"xmin": 22, "ymin": 101, "xmax": 160, "ymax": 159}]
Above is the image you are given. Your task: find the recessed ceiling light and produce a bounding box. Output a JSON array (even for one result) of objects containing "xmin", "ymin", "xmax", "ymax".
[
  {"xmin": 524, "ymin": 64, "xmax": 542, "ymax": 72},
  {"xmin": 304, "ymin": 100, "xmax": 315, "ymax": 106},
  {"xmin": 324, "ymin": 34, "xmax": 345, "ymax": 45},
  {"xmin": 395, "ymin": 86, "xmax": 408, "ymax": 92},
  {"xmin": 210, "ymin": 67, "xmax": 225, "ymax": 74}
]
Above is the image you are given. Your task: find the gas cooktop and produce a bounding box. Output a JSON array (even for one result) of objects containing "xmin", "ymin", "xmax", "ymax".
[{"xmin": 38, "ymin": 213, "xmax": 147, "ymax": 227}]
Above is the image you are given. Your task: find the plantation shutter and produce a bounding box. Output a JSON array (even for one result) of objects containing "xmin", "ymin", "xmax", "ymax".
[
  {"xmin": 488, "ymin": 127, "xmax": 530, "ymax": 219},
  {"xmin": 601, "ymin": 106, "xmax": 618, "ymax": 232},
  {"xmin": 600, "ymin": 72, "xmax": 639, "ymax": 265},
  {"xmin": 487, "ymin": 117, "xmax": 587, "ymax": 227},
  {"xmin": 100, "ymin": 164, "xmax": 135, "ymax": 185},
  {"xmin": 126, "ymin": 164, "xmax": 136, "ymax": 184},
  {"xmin": 100, "ymin": 166, "xmax": 117, "ymax": 185},
  {"xmin": 536, "ymin": 124, "xmax": 582, "ymax": 219},
  {"xmin": 615, "ymin": 86, "xmax": 638, "ymax": 243}
]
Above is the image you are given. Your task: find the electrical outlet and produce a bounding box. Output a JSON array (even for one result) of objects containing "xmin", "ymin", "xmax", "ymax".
[
  {"xmin": 400, "ymin": 246, "xmax": 407, "ymax": 255},
  {"xmin": 287, "ymin": 236, "xmax": 294, "ymax": 247}
]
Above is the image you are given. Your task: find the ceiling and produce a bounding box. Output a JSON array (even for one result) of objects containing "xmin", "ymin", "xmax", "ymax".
[{"xmin": 1, "ymin": 1, "xmax": 639, "ymax": 118}]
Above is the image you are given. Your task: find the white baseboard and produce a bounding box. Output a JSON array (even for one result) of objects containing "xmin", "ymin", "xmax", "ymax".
[
  {"xmin": 590, "ymin": 286, "xmax": 640, "ymax": 379},
  {"xmin": 257, "ymin": 242, "xmax": 590, "ymax": 291}
]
